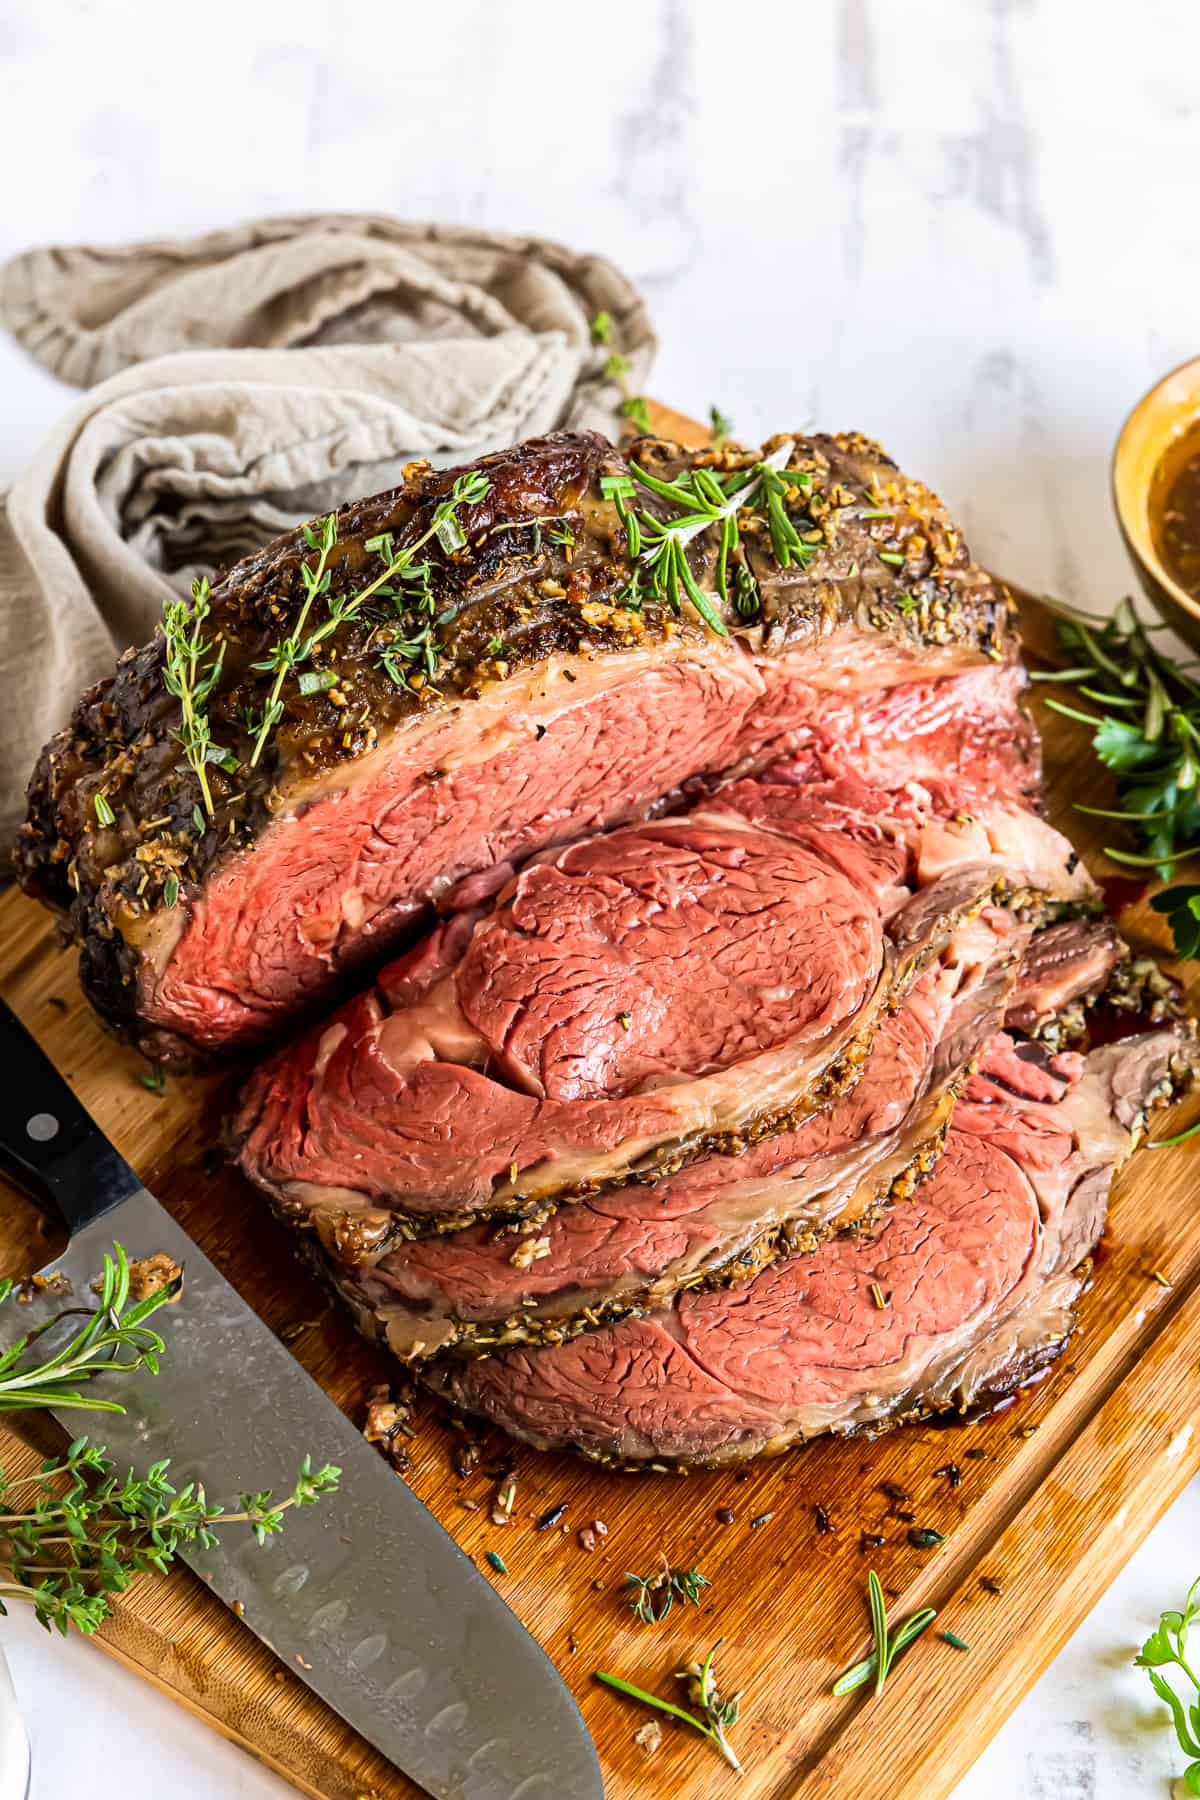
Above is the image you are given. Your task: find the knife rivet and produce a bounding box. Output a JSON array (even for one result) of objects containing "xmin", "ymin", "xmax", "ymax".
[{"xmin": 26, "ymin": 1113, "xmax": 59, "ymax": 1143}]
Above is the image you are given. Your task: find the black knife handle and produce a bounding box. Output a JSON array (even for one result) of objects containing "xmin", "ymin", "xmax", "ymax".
[{"xmin": 0, "ymin": 998, "xmax": 140, "ymax": 1235}]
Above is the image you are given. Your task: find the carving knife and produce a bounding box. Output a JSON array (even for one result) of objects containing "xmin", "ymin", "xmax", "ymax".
[{"xmin": 0, "ymin": 999, "xmax": 603, "ymax": 1800}]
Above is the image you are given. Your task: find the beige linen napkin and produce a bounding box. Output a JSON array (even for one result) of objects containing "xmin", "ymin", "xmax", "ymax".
[{"xmin": 0, "ymin": 215, "xmax": 654, "ymax": 850}]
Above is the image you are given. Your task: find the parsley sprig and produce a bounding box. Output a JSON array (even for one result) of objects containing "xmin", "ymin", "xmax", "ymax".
[
  {"xmin": 596, "ymin": 1640, "xmax": 744, "ymax": 1773},
  {"xmin": 1035, "ymin": 595, "xmax": 1200, "ymax": 882},
  {"xmin": 0, "ymin": 1245, "xmax": 340, "ymax": 1636},
  {"xmin": 1135, "ymin": 1575, "xmax": 1200, "ymax": 1794},
  {"xmin": 832, "ymin": 1569, "xmax": 938, "ymax": 1697}
]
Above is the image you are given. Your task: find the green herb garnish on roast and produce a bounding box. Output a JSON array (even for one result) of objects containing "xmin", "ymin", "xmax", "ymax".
[
  {"xmin": 596, "ymin": 1639, "xmax": 744, "ymax": 1773},
  {"xmin": 161, "ymin": 575, "xmax": 228, "ymax": 819},
  {"xmin": 832, "ymin": 1569, "xmax": 938, "ymax": 1698},
  {"xmin": 0, "ymin": 1245, "xmax": 339, "ymax": 1636},
  {"xmin": 246, "ymin": 471, "xmax": 492, "ymax": 767},
  {"xmin": 1135, "ymin": 1575, "xmax": 1200, "ymax": 1795},
  {"xmin": 607, "ymin": 439, "xmax": 813, "ymax": 637},
  {"xmin": 158, "ymin": 471, "xmax": 492, "ymax": 800}
]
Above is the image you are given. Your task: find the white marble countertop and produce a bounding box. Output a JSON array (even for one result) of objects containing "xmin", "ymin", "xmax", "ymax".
[{"xmin": 1, "ymin": 1, "xmax": 1198, "ymax": 1794}]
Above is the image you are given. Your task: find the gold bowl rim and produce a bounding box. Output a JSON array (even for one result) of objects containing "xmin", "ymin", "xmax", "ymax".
[{"xmin": 1111, "ymin": 352, "xmax": 1200, "ymax": 628}]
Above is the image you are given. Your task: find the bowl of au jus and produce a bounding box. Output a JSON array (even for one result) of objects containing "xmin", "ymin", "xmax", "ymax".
[{"xmin": 1113, "ymin": 354, "xmax": 1200, "ymax": 648}]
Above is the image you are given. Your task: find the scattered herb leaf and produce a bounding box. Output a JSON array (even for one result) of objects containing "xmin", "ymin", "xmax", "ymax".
[
  {"xmin": 624, "ymin": 1561, "xmax": 710, "ymax": 1626},
  {"xmin": 596, "ymin": 1640, "xmax": 744, "ymax": 1773},
  {"xmin": 832, "ymin": 1570, "xmax": 937, "ymax": 1698}
]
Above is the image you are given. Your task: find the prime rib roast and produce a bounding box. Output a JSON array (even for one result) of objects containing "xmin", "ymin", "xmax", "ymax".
[
  {"xmin": 16, "ymin": 424, "xmax": 1195, "ymax": 1468},
  {"xmin": 17, "ymin": 429, "xmax": 1015, "ymax": 1065}
]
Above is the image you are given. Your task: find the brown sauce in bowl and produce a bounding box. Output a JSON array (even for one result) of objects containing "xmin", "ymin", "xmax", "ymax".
[{"xmin": 1153, "ymin": 423, "xmax": 1200, "ymax": 600}]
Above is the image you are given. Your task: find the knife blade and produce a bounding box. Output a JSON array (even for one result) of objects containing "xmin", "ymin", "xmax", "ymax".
[{"xmin": 0, "ymin": 998, "xmax": 603, "ymax": 1800}]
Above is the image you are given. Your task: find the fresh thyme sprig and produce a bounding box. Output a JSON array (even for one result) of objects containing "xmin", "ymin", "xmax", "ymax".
[
  {"xmin": 0, "ymin": 1247, "xmax": 179, "ymax": 1414},
  {"xmin": 0, "ymin": 1441, "xmax": 339, "ymax": 1636},
  {"xmin": 0, "ymin": 1245, "xmax": 340, "ymax": 1636},
  {"xmin": 709, "ymin": 405, "xmax": 733, "ymax": 450},
  {"xmin": 161, "ymin": 577, "xmax": 229, "ymax": 818},
  {"xmin": 247, "ymin": 512, "xmax": 339, "ymax": 766},
  {"xmin": 245, "ymin": 471, "xmax": 492, "ymax": 764},
  {"xmin": 596, "ymin": 1640, "xmax": 744, "ymax": 1774},
  {"xmin": 1135, "ymin": 1575, "xmax": 1200, "ymax": 1794},
  {"xmin": 832, "ymin": 1570, "xmax": 938, "ymax": 1698},
  {"xmin": 591, "ymin": 311, "xmax": 651, "ymax": 435},
  {"xmin": 624, "ymin": 1560, "xmax": 710, "ymax": 1626}
]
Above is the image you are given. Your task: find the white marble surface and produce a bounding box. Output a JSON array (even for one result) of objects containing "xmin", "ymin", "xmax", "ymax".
[{"xmin": 0, "ymin": 0, "xmax": 1198, "ymax": 1795}]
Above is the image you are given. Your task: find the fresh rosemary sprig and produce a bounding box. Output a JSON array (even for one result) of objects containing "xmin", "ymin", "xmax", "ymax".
[
  {"xmin": 1135, "ymin": 1574, "xmax": 1200, "ymax": 1794},
  {"xmin": 161, "ymin": 577, "xmax": 229, "ymax": 817},
  {"xmin": 0, "ymin": 1246, "xmax": 179, "ymax": 1414},
  {"xmin": 596, "ymin": 1640, "xmax": 744, "ymax": 1773},
  {"xmin": 0, "ymin": 1245, "xmax": 340, "ymax": 1636},
  {"xmin": 832, "ymin": 1570, "xmax": 938, "ymax": 1698},
  {"xmin": 607, "ymin": 440, "xmax": 809, "ymax": 637},
  {"xmin": 245, "ymin": 471, "xmax": 492, "ymax": 763},
  {"xmin": 624, "ymin": 1560, "xmax": 710, "ymax": 1626}
]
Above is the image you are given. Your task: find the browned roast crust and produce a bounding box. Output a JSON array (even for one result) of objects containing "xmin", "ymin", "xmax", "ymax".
[{"xmin": 15, "ymin": 427, "xmax": 1014, "ymax": 1056}]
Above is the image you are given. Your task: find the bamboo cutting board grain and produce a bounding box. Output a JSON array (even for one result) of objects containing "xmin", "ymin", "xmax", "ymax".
[{"xmin": 1, "ymin": 402, "xmax": 1198, "ymax": 1800}]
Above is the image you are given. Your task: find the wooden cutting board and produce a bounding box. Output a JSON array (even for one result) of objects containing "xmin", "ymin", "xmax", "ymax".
[{"xmin": 2, "ymin": 402, "xmax": 1199, "ymax": 1800}]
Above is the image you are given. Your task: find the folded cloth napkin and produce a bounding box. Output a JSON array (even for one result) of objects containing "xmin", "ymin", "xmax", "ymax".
[{"xmin": 0, "ymin": 214, "xmax": 654, "ymax": 851}]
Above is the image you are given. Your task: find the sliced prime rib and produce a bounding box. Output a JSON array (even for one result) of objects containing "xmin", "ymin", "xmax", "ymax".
[
  {"xmin": 428, "ymin": 1022, "xmax": 1195, "ymax": 1465},
  {"xmin": 230, "ymin": 771, "xmax": 1091, "ymax": 1249},
  {"xmin": 765, "ymin": 660, "xmax": 1040, "ymax": 807},
  {"xmin": 319, "ymin": 914, "xmax": 1022, "ymax": 1359},
  {"xmin": 1003, "ymin": 915, "xmax": 1126, "ymax": 1035},
  {"xmin": 16, "ymin": 428, "xmax": 1017, "ymax": 1062},
  {"xmin": 304, "ymin": 912, "xmax": 1119, "ymax": 1361}
]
